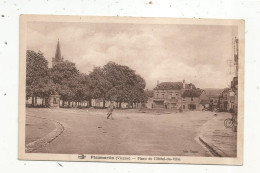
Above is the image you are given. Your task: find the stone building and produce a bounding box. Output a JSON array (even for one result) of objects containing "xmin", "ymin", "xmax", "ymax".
[
  {"xmin": 181, "ymin": 89, "xmax": 208, "ymax": 111},
  {"xmin": 219, "ymin": 88, "xmax": 236, "ymax": 112},
  {"xmin": 203, "ymin": 89, "xmax": 223, "ymax": 110},
  {"xmin": 153, "ymin": 80, "xmax": 195, "ymax": 110},
  {"xmin": 49, "ymin": 94, "xmax": 60, "ymax": 108}
]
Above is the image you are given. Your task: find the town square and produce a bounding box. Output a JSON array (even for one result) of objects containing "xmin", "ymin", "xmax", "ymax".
[{"xmin": 22, "ymin": 18, "xmax": 240, "ymax": 159}]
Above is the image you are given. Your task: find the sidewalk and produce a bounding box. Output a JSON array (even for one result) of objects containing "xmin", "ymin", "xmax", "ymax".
[
  {"xmin": 25, "ymin": 114, "xmax": 56, "ymax": 144},
  {"xmin": 198, "ymin": 112, "xmax": 237, "ymax": 157}
]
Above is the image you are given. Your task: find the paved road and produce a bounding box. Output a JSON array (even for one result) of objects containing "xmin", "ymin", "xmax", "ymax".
[{"xmin": 26, "ymin": 108, "xmax": 216, "ymax": 156}]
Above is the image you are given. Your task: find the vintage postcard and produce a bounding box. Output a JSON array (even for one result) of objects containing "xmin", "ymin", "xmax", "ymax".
[{"xmin": 19, "ymin": 15, "xmax": 244, "ymax": 165}]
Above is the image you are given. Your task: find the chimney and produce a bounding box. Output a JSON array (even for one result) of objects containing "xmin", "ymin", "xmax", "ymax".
[
  {"xmin": 183, "ymin": 80, "xmax": 185, "ymax": 89},
  {"xmin": 157, "ymin": 80, "xmax": 159, "ymax": 85}
]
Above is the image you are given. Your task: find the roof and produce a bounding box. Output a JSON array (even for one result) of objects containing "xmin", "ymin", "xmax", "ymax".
[
  {"xmin": 182, "ymin": 89, "xmax": 203, "ymax": 97},
  {"xmin": 200, "ymin": 99, "xmax": 210, "ymax": 105},
  {"xmin": 154, "ymin": 82, "xmax": 196, "ymax": 90},
  {"xmin": 222, "ymin": 88, "xmax": 231, "ymax": 93},
  {"xmin": 203, "ymin": 88, "xmax": 223, "ymax": 97}
]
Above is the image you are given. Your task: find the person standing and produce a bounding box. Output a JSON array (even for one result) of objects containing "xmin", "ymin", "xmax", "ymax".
[{"xmin": 107, "ymin": 101, "xmax": 114, "ymax": 120}]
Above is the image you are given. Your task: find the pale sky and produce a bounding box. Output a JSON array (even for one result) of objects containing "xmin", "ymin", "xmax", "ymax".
[{"xmin": 27, "ymin": 22, "xmax": 238, "ymax": 90}]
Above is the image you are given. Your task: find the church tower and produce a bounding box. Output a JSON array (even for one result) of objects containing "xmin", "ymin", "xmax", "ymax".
[{"xmin": 52, "ymin": 39, "xmax": 64, "ymax": 67}]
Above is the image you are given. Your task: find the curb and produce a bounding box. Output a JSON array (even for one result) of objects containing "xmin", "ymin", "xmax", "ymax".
[
  {"xmin": 25, "ymin": 121, "xmax": 64, "ymax": 153},
  {"xmin": 198, "ymin": 137, "xmax": 225, "ymax": 157}
]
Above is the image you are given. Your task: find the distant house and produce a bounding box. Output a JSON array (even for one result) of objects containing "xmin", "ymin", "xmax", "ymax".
[
  {"xmin": 219, "ymin": 88, "xmax": 235, "ymax": 112},
  {"xmin": 181, "ymin": 89, "xmax": 208, "ymax": 111},
  {"xmin": 204, "ymin": 88, "xmax": 224, "ymax": 110},
  {"xmin": 145, "ymin": 89, "xmax": 154, "ymax": 109},
  {"xmin": 199, "ymin": 99, "xmax": 211, "ymax": 109},
  {"xmin": 153, "ymin": 80, "xmax": 195, "ymax": 110}
]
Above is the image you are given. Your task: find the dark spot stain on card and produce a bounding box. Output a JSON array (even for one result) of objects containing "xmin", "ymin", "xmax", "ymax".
[
  {"xmin": 57, "ymin": 162, "xmax": 63, "ymax": 167},
  {"xmin": 148, "ymin": 1, "xmax": 152, "ymax": 5},
  {"xmin": 4, "ymin": 93, "xmax": 7, "ymax": 96},
  {"xmin": 5, "ymin": 41, "xmax": 7, "ymax": 45},
  {"xmin": 1, "ymin": 14, "xmax": 5, "ymax": 17}
]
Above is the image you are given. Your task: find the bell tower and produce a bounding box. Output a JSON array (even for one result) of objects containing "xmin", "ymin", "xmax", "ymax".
[{"xmin": 52, "ymin": 39, "xmax": 64, "ymax": 67}]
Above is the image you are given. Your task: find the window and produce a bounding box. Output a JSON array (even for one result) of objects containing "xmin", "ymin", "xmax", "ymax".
[
  {"xmin": 162, "ymin": 94, "xmax": 164, "ymax": 98},
  {"xmin": 183, "ymin": 105, "xmax": 185, "ymax": 109},
  {"xmin": 191, "ymin": 97, "xmax": 193, "ymax": 101},
  {"xmin": 183, "ymin": 97, "xmax": 185, "ymax": 101}
]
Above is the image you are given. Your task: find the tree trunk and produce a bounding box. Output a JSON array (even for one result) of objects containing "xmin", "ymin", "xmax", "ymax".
[
  {"xmin": 32, "ymin": 96, "xmax": 35, "ymax": 106},
  {"xmin": 89, "ymin": 98, "xmax": 92, "ymax": 107},
  {"xmin": 45, "ymin": 97, "xmax": 48, "ymax": 107},
  {"xmin": 35, "ymin": 97, "xmax": 37, "ymax": 106},
  {"xmin": 62, "ymin": 100, "xmax": 65, "ymax": 107},
  {"xmin": 119, "ymin": 102, "xmax": 122, "ymax": 109},
  {"xmin": 42, "ymin": 97, "xmax": 44, "ymax": 106},
  {"xmin": 103, "ymin": 100, "xmax": 106, "ymax": 108}
]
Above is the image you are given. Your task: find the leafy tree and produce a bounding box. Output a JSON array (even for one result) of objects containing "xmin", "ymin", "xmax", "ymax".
[
  {"xmin": 90, "ymin": 61, "xmax": 147, "ymax": 108},
  {"xmin": 50, "ymin": 61, "xmax": 80, "ymax": 106},
  {"xmin": 89, "ymin": 67, "xmax": 112, "ymax": 108},
  {"xmin": 26, "ymin": 50, "xmax": 49, "ymax": 106},
  {"xmin": 73, "ymin": 73, "xmax": 92, "ymax": 107}
]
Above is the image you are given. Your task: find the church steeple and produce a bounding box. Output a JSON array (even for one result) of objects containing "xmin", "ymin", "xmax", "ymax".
[
  {"xmin": 52, "ymin": 39, "xmax": 64, "ymax": 67},
  {"xmin": 55, "ymin": 39, "xmax": 62, "ymax": 60}
]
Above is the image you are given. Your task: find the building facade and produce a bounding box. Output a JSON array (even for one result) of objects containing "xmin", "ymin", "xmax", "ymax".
[
  {"xmin": 182, "ymin": 89, "xmax": 208, "ymax": 111},
  {"xmin": 219, "ymin": 88, "xmax": 236, "ymax": 112},
  {"xmin": 153, "ymin": 81, "xmax": 195, "ymax": 110}
]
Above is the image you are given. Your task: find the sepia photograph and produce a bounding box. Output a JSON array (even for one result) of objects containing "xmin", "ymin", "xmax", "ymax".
[{"xmin": 18, "ymin": 15, "xmax": 244, "ymax": 165}]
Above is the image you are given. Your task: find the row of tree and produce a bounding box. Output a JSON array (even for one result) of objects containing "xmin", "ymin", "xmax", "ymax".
[{"xmin": 26, "ymin": 50, "xmax": 148, "ymax": 108}]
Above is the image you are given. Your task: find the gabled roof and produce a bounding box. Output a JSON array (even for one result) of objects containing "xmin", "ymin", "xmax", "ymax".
[
  {"xmin": 222, "ymin": 88, "xmax": 231, "ymax": 93},
  {"xmin": 154, "ymin": 82, "xmax": 196, "ymax": 90},
  {"xmin": 203, "ymin": 88, "xmax": 224, "ymax": 97},
  {"xmin": 200, "ymin": 99, "xmax": 210, "ymax": 104},
  {"xmin": 154, "ymin": 82, "xmax": 182, "ymax": 90},
  {"xmin": 182, "ymin": 89, "xmax": 204, "ymax": 97}
]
